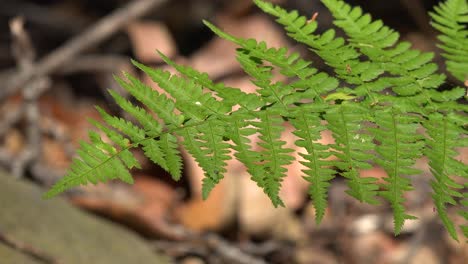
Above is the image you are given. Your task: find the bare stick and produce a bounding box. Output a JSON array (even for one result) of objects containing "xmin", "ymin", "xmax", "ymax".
[
  {"xmin": 1, "ymin": 0, "xmax": 167, "ymax": 101},
  {"xmin": 9, "ymin": 16, "xmax": 46, "ymax": 178},
  {"xmin": 204, "ymin": 234, "xmax": 268, "ymax": 264}
]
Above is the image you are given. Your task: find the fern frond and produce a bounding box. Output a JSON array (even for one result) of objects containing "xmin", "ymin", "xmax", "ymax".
[
  {"xmin": 320, "ymin": 0, "xmax": 452, "ymax": 110},
  {"xmin": 290, "ymin": 107, "xmax": 335, "ymax": 223},
  {"xmin": 44, "ymin": 0, "xmax": 467, "ymax": 241},
  {"xmin": 87, "ymin": 119, "xmax": 140, "ymax": 171},
  {"xmin": 157, "ymin": 51, "xmax": 263, "ymax": 111},
  {"xmin": 132, "ymin": 60, "xmax": 238, "ymax": 196},
  {"xmin": 235, "ymin": 50, "xmax": 290, "ymax": 112},
  {"xmin": 159, "ymin": 133, "xmax": 183, "ymax": 180},
  {"xmin": 424, "ymin": 113, "xmax": 466, "ymax": 240},
  {"xmin": 325, "ymin": 104, "xmax": 380, "ymax": 205},
  {"xmin": 204, "ymin": 21, "xmax": 315, "ymax": 80},
  {"xmin": 461, "ymin": 188, "xmax": 468, "ymax": 239},
  {"xmin": 179, "ymin": 120, "xmax": 231, "ymax": 199},
  {"xmin": 44, "ymin": 128, "xmax": 138, "ymax": 198},
  {"xmin": 254, "ymin": 0, "xmax": 386, "ymax": 105},
  {"xmin": 204, "ymin": 20, "xmax": 338, "ymax": 104},
  {"xmin": 117, "ymin": 72, "xmax": 182, "ymax": 127},
  {"xmin": 110, "ymin": 80, "xmax": 161, "ymax": 136},
  {"xmin": 228, "ymin": 115, "xmax": 264, "ymax": 186},
  {"xmin": 96, "ymin": 106, "xmax": 147, "ymax": 142},
  {"xmin": 253, "ymin": 109, "xmax": 295, "ymax": 207},
  {"xmin": 371, "ymin": 108, "xmax": 424, "ymax": 234},
  {"xmin": 322, "ymin": 0, "xmax": 399, "ymax": 48},
  {"xmin": 132, "ymin": 60, "xmax": 230, "ymax": 122},
  {"xmin": 430, "ymin": 0, "xmax": 468, "ymax": 82}
]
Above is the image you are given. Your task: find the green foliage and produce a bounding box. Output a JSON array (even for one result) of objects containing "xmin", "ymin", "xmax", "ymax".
[
  {"xmin": 45, "ymin": 0, "xmax": 467, "ymax": 240},
  {"xmin": 430, "ymin": 0, "xmax": 468, "ymax": 82}
]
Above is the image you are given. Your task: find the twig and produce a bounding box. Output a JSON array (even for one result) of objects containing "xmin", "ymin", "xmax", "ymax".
[
  {"xmin": 8, "ymin": 17, "xmax": 50, "ymax": 178},
  {"xmin": 9, "ymin": 17, "xmax": 43, "ymax": 178},
  {"xmin": 57, "ymin": 54, "xmax": 133, "ymax": 74},
  {"xmin": 0, "ymin": 229, "xmax": 61, "ymax": 264},
  {"xmin": 239, "ymin": 240, "xmax": 280, "ymax": 256},
  {"xmin": 0, "ymin": 0, "xmax": 88, "ymax": 34},
  {"xmin": 204, "ymin": 233, "xmax": 268, "ymax": 264},
  {"xmin": 152, "ymin": 239, "xmax": 208, "ymax": 258},
  {"xmin": 0, "ymin": 0, "xmax": 167, "ymax": 101},
  {"xmin": 151, "ymin": 225, "xmax": 268, "ymax": 264}
]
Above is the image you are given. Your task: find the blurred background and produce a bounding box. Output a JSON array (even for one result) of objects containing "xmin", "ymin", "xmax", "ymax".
[{"xmin": 0, "ymin": 0, "xmax": 466, "ymax": 263}]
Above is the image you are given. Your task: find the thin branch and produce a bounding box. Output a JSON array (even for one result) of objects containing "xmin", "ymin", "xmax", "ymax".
[
  {"xmin": 57, "ymin": 55, "xmax": 133, "ymax": 74},
  {"xmin": 204, "ymin": 233, "xmax": 268, "ymax": 264},
  {"xmin": 151, "ymin": 225, "xmax": 268, "ymax": 264},
  {"xmin": 9, "ymin": 16, "xmax": 47, "ymax": 178},
  {"xmin": 0, "ymin": 0, "xmax": 167, "ymax": 101}
]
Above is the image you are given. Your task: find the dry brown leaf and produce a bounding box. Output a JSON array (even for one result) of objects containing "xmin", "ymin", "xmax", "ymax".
[
  {"xmin": 71, "ymin": 174, "xmax": 182, "ymax": 238},
  {"xmin": 126, "ymin": 20, "xmax": 176, "ymax": 63},
  {"xmin": 189, "ymin": 13, "xmax": 289, "ymax": 79},
  {"xmin": 349, "ymin": 231, "xmax": 397, "ymax": 264},
  {"xmin": 238, "ymin": 172, "xmax": 288, "ymax": 235},
  {"xmin": 41, "ymin": 137, "xmax": 70, "ymax": 170},
  {"xmin": 295, "ymin": 247, "xmax": 338, "ymax": 264},
  {"xmin": 39, "ymin": 96, "xmax": 100, "ymax": 146},
  {"xmin": 403, "ymin": 32, "xmax": 436, "ymax": 53},
  {"xmin": 174, "ymin": 150, "xmax": 237, "ymax": 232},
  {"xmin": 388, "ymin": 242, "xmax": 441, "ymax": 264},
  {"xmin": 4, "ymin": 129, "xmax": 25, "ymax": 156},
  {"xmin": 237, "ymin": 171, "xmax": 305, "ymax": 240}
]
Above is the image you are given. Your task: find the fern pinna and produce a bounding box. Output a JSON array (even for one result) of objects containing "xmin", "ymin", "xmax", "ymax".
[{"xmin": 45, "ymin": 0, "xmax": 468, "ymax": 240}]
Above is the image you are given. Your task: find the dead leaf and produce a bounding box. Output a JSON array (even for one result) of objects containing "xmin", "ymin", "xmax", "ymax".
[
  {"xmin": 4, "ymin": 129, "xmax": 24, "ymax": 156},
  {"xmin": 174, "ymin": 150, "xmax": 237, "ymax": 232},
  {"xmin": 126, "ymin": 21, "xmax": 177, "ymax": 63},
  {"xmin": 71, "ymin": 174, "xmax": 182, "ymax": 239},
  {"xmin": 349, "ymin": 231, "xmax": 396, "ymax": 264},
  {"xmin": 189, "ymin": 13, "xmax": 289, "ymax": 79}
]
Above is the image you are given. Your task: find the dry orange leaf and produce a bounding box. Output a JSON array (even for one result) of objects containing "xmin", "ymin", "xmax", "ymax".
[{"xmin": 126, "ymin": 20, "xmax": 177, "ymax": 63}]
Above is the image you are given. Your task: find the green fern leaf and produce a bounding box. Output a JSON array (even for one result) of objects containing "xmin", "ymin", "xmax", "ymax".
[
  {"xmin": 87, "ymin": 119, "xmax": 140, "ymax": 170},
  {"xmin": 44, "ymin": 0, "xmax": 468, "ymax": 241},
  {"xmin": 325, "ymin": 104, "xmax": 380, "ymax": 205},
  {"xmin": 253, "ymin": 109, "xmax": 295, "ymax": 207},
  {"xmin": 118, "ymin": 72, "xmax": 182, "ymax": 127},
  {"xmin": 157, "ymin": 51, "xmax": 262, "ymax": 111},
  {"xmin": 132, "ymin": 61, "xmax": 224, "ymax": 122},
  {"xmin": 372, "ymin": 108, "xmax": 424, "ymax": 234},
  {"xmin": 44, "ymin": 131, "xmax": 135, "ymax": 198},
  {"xmin": 290, "ymin": 107, "xmax": 335, "ymax": 223},
  {"xmin": 180, "ymin": 120, "xmax": 231, "ymax": 199},
  {"xmin": 228, "ymin": 115, "xmax": 264, "ymax": 187},
  {"xmin": 430, "ymin": 0, "xmax": 468, "ymax": 82},
  {"xmin": 159, "ymin": 133, "xmax": 183, "ymax": 180},
  {"xmin": 424, "ymin": 113, "xmax": 466, "ymax": 240}
]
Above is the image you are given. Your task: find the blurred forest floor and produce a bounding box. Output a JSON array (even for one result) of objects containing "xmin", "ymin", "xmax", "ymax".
[{"xmin": 0, "ymin": 0, "xmax": 467, "ymax": 263}]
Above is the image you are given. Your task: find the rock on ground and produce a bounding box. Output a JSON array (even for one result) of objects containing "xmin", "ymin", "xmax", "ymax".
[{"xmin": 0, "ymin": 170, "xmax": 169, "ymax": 264}]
